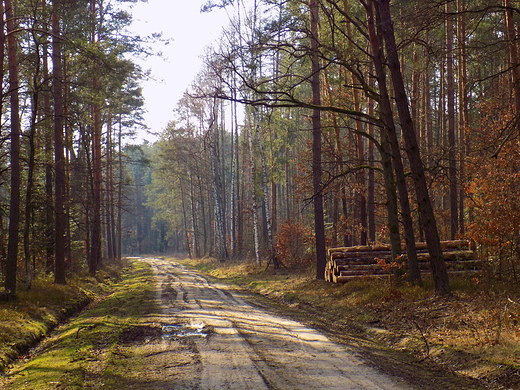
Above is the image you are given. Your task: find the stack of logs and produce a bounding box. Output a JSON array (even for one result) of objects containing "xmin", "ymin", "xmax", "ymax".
[{"xmin": 326, "ymin": 240, "xmax": 479, "ymax": 283}]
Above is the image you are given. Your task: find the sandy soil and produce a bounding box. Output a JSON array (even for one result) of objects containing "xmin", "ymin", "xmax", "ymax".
[{"xmin": 143, "ymin": 257, "xmax": 413, "ymax": 390}]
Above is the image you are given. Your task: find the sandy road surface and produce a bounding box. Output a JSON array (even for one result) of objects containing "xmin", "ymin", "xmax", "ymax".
[{"xmin": 147, "ymin": 257, "xmax": 412, "ymax": 390}]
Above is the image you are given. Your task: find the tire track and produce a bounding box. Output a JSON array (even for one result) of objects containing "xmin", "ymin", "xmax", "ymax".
[{"xmin": 146, "ymin": 257, "xmax": 413, "ymax": 390}]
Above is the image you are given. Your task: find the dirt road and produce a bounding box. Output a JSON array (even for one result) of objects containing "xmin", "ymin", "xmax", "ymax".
[{"xmin": 146, "ymin": 257, "xmax": 412, "ymax": 389}]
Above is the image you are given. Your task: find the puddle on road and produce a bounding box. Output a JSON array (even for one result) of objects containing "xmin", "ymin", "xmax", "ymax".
[
  {"xmin": 119, "ymin": 323, "xmax": 210, "ymax": 345},
  {"xmin": 162, "ymin": 323, "xmax": 210, "ymax": 339},
  {"xmin": 119, "ymin": 325, "xmax": 163, "ymax": 344}
]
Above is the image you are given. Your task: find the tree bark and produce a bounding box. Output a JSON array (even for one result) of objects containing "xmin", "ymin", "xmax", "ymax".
[
  {"xmin": 5, "ymin": 0, "xmax": 21, "ymax": 294},
  {"xmin": 52, "ymin": 0, "xmax": 66, "ymax": 284},
  {"xmin": 457, "ymin": 0, "xmax": 467, "ymax": 236},
  {"xmin": 43, "ymin": 19, "xmax": 54, "ymax": 273},
  {"xmin": 247, "ymin": 112, "xmax": 261, "ymax": 265},
  {"xmin": 90, "ymin": 0, "xmax": 102, "ymax": 273},
  {"xmin": 310, "ymin": 0, "xmax": 326, "ymax": 280},
  {"xmin": 210, "ymin": 98, "xmax": 228, "ymax": 260},
  {"xmin": 256, "ymin": 121, "xmax": 280, "ymax": 268},
  {"xmin": 366, "ymin": 1, "xmax": 421, "ymax": 282},
  {"xmin": 24, "ymin": 52, "xmax": 42, "ymax": 290},
  {"xmin": 376, "ymin": 0, "xmax": 449, "ymax": 294},
  {"xmin": 446, "ymin": 1, "xmax": 458, "ymax": 239}
]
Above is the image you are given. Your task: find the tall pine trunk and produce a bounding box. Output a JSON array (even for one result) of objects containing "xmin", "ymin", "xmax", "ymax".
[
  {"xmin": 366, "ymin": 1, "xmax": 420, "ymax": 282},
  {"xmin": 90, "ymin": 0, "xmax": 102, "ymax": 273},
  {"xmin": 5, "ymin": 0, "xmax": 21, "ymax": 293},
  {"xmin": 255, "ymin": 122, "xmax": 280, "ymax": 268},
  {"xmin": 24, "ymin": 50, "xmax": 42, "ymax": 290},
  {"xmin": 446, "ymin": 1, "xmax": 458, "ymax": 239},
  {"xmin": 52, "ymin": 0, "xmax": 66, "ymax": 284},
  {"xmin": 457, "ymin": 0, "xmax": 467, "ymax": 235},
  {"xmin": 210, "ymin": 98, "xmax": 228, "ymax": 260},
  {"xmin": 376, "ymin": 0, "xmax": 449, "ymax": 294},
  {"xmin": 310, "ymin": 0, "xmax": 326, "ymax": 279}
]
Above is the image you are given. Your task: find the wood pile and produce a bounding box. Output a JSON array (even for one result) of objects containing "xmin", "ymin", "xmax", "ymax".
[{"xmin": 325, "ymin": 240, "xmax": 479, "ymax": 283}]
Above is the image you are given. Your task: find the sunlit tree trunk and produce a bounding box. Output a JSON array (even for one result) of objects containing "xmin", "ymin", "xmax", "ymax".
[
  {"xmin": 105, "ymin": 109, "xmax": 116, "ymax": 262},
  {"xmin": 210, "ymin": 98, "xmax": 228, "ymax": 260},
  {"xmin": 117, "ymin": 115, "xmax": 123, "ymax": 261},
  {"xmin": 247, "ymin": 112, "xmax": 261, "ymax": 265},
  {"xmin": 310, "ymin": 0, "xmax": 326, "ymax": 279},
  {"xmin": 180, "ymin": 180, "xmax": 193, "ymax": 259},
  {"xmin": 229, "ymin": 86, "xmax": 238, "ymax": 257}
]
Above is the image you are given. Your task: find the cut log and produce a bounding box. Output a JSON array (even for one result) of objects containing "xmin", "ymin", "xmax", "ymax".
[
  {"xmin": 326, "ymin": 240, "xmax": 478, "ymax": 283},
  {"xmin": 332, "ymin": 256, "xmax": 393, "ymax": 266},
  {"xmin": 331, "ymin": 250, "xmax": 393, "ymax": 260},
  {"xmin": 328, "ymin": 244, "xmax": 391, "ymax": 255},
  {"xmin": 339, "ymin": 269, "xmax": 389, "ymax": 276}
]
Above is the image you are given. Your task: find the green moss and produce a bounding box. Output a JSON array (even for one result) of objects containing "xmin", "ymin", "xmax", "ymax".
[{"xmin": 2, "ymin": 259, "xmax": 158, "ymax": 389}]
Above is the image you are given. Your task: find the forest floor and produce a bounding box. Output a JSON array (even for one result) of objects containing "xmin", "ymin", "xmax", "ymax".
[
  {"xmin": 0, "ymin": 256, "xmax": 517, "ymax": 389},
  {"xmin": 185, "ymin": 257, "xmax": 520, "ymax": 390}
]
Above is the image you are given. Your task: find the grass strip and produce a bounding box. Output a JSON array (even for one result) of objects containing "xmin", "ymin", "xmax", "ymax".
[{"xmin": 1, "ymin": 259, "xmax": 157, "ymax": 390}]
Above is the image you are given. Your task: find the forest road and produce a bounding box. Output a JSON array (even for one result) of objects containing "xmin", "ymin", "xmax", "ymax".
[{"xmin": 144, "ymin": 257, "xmax": 413, "ymax": 390}]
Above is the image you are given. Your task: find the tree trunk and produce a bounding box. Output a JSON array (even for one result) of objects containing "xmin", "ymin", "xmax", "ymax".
[
  {"xmin": 310, "ymin": 0, "xmax": 326, "ymax": 280},
  {"xmin": 230, "ymin": 86, "xmax": 238, "ymax": 257},
  {"xmin": 247, "ymin": 112, "xmax": 261, "ymax": 265},
  {"xmin": 367, "ymin": 74, "xmax": 376, "ymax": 243},
  {"xmin": 90, "ymin": 0, "xmax": 102, "ymax": 273},
  {"xmin": 24, "ymin": 61, "xmax": 41, "ymax": 290},
  {"xmin": 376, "ymin": 0, "xmax": 449, "ymax": 294},
  {"xmin": 52, "ymin": 0, "xmax": 66, "ymax": 284},
  {"xmin": 457, "ymin": 0, "xmax": 467, "ymax": 236},
  {"xmin": 446, "ymin": 1, "xmax": 458, "ymax": 239},
  {"xmin": 366, "ymin": 1, "xmax": 421, "ymax": 282},
  {"xmin": 180, "ymin": 180, "xmax": 193, "ymax": 259},
  {"xmin": 380, "ymin": 132, "xmax": 402, "ymax": 260},
  {"xmin": 43, "ymin": 23, "xmax": 54, "ymax": 273},
  {"xmin": 117, "ymin": 115, "xmax": 123, "ymax": 261},
  {"xmin": 5, "ymin": 0, "xmax": 21, "ymax": 294},
  {"xmin": 91, "ymin": 80, "xmax": 102, "ymax": 273},
  {"xmin": 255, "ymin": 120, "xmax": 279, "ymax": 268},
  {"xmin": 210, "ymin": 98, "xmax": 228, "ymax": 260},
  {"xmin": 505, "ymin": 0, "xmax": 520, "ymax": 122}
]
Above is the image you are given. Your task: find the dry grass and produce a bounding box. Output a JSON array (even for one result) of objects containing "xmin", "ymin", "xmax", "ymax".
[{"xmin": 181, "ymin": 257, "xmax": 520, "ymax": 389}]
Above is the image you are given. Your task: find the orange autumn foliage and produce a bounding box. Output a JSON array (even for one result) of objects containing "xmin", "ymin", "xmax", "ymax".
[
  {"xmin": 274, "ymin": 221, "xmax": 314, "ymax": 267},
  {"xmin": 466, "ymin": 103, "xmax": 520, "ymax": 252}
]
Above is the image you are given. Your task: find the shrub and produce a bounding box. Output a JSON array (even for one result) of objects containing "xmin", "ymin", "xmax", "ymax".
[{"xmin": 274, "ymin": 221, "xmax": 314, "ymax": 267}]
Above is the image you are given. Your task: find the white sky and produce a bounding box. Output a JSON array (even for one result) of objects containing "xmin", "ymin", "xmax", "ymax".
[{"xmin": 125, "ymin": 1, "xmax": 231, "ymax": 142}]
